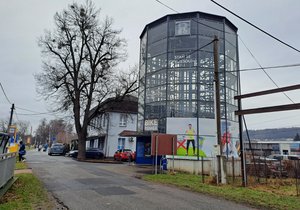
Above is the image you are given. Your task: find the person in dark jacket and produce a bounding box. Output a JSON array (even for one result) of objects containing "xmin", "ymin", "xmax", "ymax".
[{"xmin": 18, "ymin": 141, "xmax": 26, "ymax": 162}]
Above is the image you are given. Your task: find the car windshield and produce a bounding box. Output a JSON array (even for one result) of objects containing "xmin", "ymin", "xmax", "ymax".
[
  {"xmin": 123, "ymin": 149, "xmax": 132, "ymax": 152},
  {"xmin": 52, "ymin": 144, "xmax": 63, "ymax": 148}
]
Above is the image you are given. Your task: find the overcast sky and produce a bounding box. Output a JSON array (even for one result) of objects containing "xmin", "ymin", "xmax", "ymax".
[{"xmin": 1, "ymin": 0, "xmax": 300, "ymax": 132}]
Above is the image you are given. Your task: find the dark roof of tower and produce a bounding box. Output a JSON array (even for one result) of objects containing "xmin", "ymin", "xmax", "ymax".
[{"xmin": 140, "ymin": 11, "xmax": 238, "ymax": 38}]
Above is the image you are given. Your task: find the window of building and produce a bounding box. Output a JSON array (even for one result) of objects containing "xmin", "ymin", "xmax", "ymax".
[
  {"xmin": 118, "ymin": 138, "xmax": 125, "ymax": 149},
  {"xmin": 175, "ymin": 21, "xmax": 191, "ymax": 36},
  {"xmin": 102, "ymin": 114, "xmax": 106, "ymax": 127},
  {"xmin": 89, "ymin": 139, "xmax": 94, "ymax": 148},
  {"xmin": 119, "ymin": 114, "xmax": 127, "ymax": 127}
]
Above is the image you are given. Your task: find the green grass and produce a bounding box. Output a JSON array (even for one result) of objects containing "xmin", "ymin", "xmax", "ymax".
[
  {"xmin": 143, "ymin": 173, "xmax": 300, "ymax": 210},
  {"xmin": 15, "ymin": 161, "xmax": 27, "ymax": 170},
  {"xmin": 0, "ymin": 174, "xmax": 52, "ymax": 210}
]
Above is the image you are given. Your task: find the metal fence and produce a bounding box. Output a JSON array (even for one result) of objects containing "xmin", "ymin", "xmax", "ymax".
[
  {"xmin": 166, "ymin": 155, "xmax": 300, "ymax": 196},
  {"xmin": 0, "ymin": 152, "xmax": 16, "ymax": 189}
]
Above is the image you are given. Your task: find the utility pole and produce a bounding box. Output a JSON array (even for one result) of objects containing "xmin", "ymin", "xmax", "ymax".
[
  {"xmin": 238, "ymin": 99, "xmax": 246, "ymax": 187},
  {"xmin": 7, "ymin": 103, "xmax": 15, "ymax": 132},
  {"xmin": 213, "ymin": 36, "xmax": 223, "ymax": 183}
]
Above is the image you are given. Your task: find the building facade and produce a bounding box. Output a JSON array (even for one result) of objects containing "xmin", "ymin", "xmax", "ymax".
[
  {"xmin": 138, "ymin": 12, "xmax": 240, "ymax": 157},
  {"xmin": 87, "ymin": 96, "xmax": 138, "ymax": 157},
  {"xmin": 244, "ymin": 140, "xmax": 300, "ymax": 157}
]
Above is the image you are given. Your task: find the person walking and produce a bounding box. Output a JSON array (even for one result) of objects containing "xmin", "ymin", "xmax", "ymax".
[{"xmin": 18, "ymin": 141, "xmax": 26, "ymax": 162}]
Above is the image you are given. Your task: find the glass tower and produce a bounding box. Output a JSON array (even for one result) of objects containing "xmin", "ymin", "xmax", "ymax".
[{"xmin": 138, "ymin": 12, "xmax": 239, "ymax": 136}]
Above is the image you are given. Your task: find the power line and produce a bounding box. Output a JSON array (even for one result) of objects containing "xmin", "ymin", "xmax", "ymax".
[
  {"xmin": 230, "ymin": 63, "xmax": 300, "ymax": 73},
  {"xmin": 14, "ymin": 110, "xmax": 21, "ymax": 123},
  {"xmin": 0, "ymin": 82, "xmax": 12, "ymax": 104},
  {"xmin": 176, "ymin": 39, "xmax": 217, "ymax": 62},
  {"xmin": 239, "ymin": 36, "xmax": 295, "ymax": 104},
  {"xmin": 155, "ymin": 0, "xmax": 177, "ymax": 13},
  {"xmin": 154, "ymin": 0, "xmax": 232, "ymax": 34},
  {"xmin": 211, "ymin": 0, "xmax": 300, "ymax": 54},
  {"xmin": 16, "ymin": 111, "xmax": 64, "ymax": 116},
  {"xmin": 154, "ymin": 0, "xmax": 300, "ymax": 80},
  {"xmin": 15, "ymin": 106, "xmax": 60, "ymax": 115}
]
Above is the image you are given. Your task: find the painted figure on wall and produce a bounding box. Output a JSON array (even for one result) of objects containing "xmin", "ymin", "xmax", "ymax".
[{"xmin": 185, "ymin": 123, "xmax": 196, "ymax": 155}]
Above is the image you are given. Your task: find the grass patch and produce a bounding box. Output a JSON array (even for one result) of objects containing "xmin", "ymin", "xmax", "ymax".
[
  {"xmin": 143, "ymin": 173, "xmax": 300, "ymax": 210},
  {"xmin": 0, "ymin": 174, "xmax": 52, "ymax": 210},
  {"xmin": 15, "ymin": 161, "xmax": 27, "ymax": 170}
]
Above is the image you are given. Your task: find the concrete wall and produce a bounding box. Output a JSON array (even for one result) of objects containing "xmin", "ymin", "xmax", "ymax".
[{"xmin": 166, "ymin": 157, "xmax": 242, "ymax": 176}]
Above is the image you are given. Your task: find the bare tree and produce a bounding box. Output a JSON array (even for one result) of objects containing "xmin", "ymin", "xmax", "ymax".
[
  {"xmin": 0, "ymin": 118, "xmax": 8, "ymax": 132},
  {"xmin": 35, "ymin": 118, "xmax": 49, "ymax": 146},
  {"xmin": 16, "ymin": 120, "xmax": 30, "ymax": 141},
  {"xmin": 0, "ymin": 118, "xmax": 30, "ymax": 141},
  {"xmin": 35, "ymin": 1, "xmax": 137, "ymax": 160},
  {"xmin": 49, "ymin": 119, "xmax": 73, "ymax": 143}
]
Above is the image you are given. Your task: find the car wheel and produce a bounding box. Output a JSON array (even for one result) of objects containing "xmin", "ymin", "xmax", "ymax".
[{"xmin": 48, "ymin": 153, "xmax": 52, "ymax": 156}]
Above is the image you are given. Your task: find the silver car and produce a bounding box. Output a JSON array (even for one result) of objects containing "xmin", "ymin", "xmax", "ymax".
[{"xmin": 48, "ymin": 143, "xmax": 65, "ymax": 156}]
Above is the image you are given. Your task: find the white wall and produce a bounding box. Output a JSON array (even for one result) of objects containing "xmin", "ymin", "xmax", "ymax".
[
  {"xmin": 166, "ymin": 158, "xmax": 242, "ymax": 176},
  {"xmin": 105, "ymin": 112, "xmax": 137, "ymax": 157},
  {"xmin": 280, "ymin": 143, "xmax": 291, "ymax": 155}
]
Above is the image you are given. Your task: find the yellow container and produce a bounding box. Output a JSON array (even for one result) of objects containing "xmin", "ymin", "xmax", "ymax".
[{"xmin": 8, "ymin": 144, "xmax": 19, "ymax": 153}]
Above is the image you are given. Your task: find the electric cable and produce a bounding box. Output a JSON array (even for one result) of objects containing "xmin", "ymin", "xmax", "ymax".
[
  {"xmin": 0, "ymin": 82, "xmax": 60, "ymax": 118},
  {"xmin": 229, "ymin": 63, "xmax": 300, "ymax": 73},
  {"xmin": 15, "ymin": 106, "xmax": 60, "ymax": 115},
  {"xmin": 154, "ymin": 0, "xmax": 233, "ymax": 34},
  {"xmin": 0, "ymin": 82, "xmax": 13, "ymax": 104},
  {"xmin": 239, "ymin": 36, "xmax": 295, "ymax": 104},
  {"xmin": 211, "ymin": 0, "xmax": 300, "ymax": 54},
  {"xmin": 176, "ymin": 38, "xmax": 217, "ymax": 62}
]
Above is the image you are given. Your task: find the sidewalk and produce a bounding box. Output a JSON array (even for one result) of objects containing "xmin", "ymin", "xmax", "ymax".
[{"xmin": 14, "ymin": 168, "xmax": 32, "ymax": 175}]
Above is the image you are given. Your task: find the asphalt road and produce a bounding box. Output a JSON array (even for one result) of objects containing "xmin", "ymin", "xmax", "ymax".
[{"xmin": 27, "ymin": 150, "xmax": 256, "ymax": 210}]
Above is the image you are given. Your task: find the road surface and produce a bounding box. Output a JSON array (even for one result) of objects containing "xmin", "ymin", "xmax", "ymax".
[{"xmin": 27, "ymin": 150, "xmax": 256, "ymax": 210}]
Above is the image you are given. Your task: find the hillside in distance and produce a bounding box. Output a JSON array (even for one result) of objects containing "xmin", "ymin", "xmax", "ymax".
[{"xmin": 244, "ymin": 127, "xmax": 300, "ymax": 140}]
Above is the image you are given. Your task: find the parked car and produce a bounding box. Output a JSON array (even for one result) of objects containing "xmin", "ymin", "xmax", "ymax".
[
  {"xmin": 69, "ymin": 150, "xmax": 78, "ymax": 158},
  {"xmin": 48, "ymin": 143, "xmax": 65, "ymax": 156},
  {"xmin": 69, "ymin": 148, "xmax": 104, "ymax": 159},
  {"xmin": 114, "ymin": 149, "xmax": 135, "ymax": 161}
]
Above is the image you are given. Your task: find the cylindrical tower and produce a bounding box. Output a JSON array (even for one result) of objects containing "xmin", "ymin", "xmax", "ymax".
[{"xmin": 138, "ymin": 12, "xmax": 239, "ymax": 157}]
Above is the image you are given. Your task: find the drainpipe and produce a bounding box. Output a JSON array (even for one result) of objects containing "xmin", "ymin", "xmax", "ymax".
[{"xmin": 105, "ymin": 113, "xmax": 110, "ymax": 157}]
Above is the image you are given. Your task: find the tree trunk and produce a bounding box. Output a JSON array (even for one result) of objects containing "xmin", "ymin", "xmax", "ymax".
[{"xmin": 77, "ymin": 131, "xmax": 86, "ymax": 161}]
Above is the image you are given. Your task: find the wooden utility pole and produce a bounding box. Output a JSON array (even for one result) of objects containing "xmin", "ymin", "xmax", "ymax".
[
  {"xmin": 213, "ymin": 36, "xmax": 223, "ymax": 183},
  {"xmin": 213, "ymin": 36, "xmax": 221, "ymax": 151},
  {"xmin": 238, "ymin": 99, "xmax": 246, "ymax": 187},
  {"xmin": 7, "ymin": 103, "xmax": 14, "ymax": 132}
]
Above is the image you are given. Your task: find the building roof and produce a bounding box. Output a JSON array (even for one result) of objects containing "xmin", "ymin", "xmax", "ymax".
[
  {"xmin": 90, "ymin": 95, "xmax": 138, "ymax": 117},
  {"xmin": 140, "ymin": 11, "xmax": 238, "ymax": 38}
]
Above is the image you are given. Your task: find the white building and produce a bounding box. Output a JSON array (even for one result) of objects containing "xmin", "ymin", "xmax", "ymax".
[
  {"xmin": 87, "ymin": 96, "xmax": 138, "ymax": 157},
  {"xmin": 244, "ymin": 140, "xmax": 300, "ymax": 156}
]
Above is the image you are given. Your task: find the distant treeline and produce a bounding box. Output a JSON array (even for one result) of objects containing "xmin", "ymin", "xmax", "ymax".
[{"xmin": 243, "ymin": 127, "xmax": 300, "ymax": 140}]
